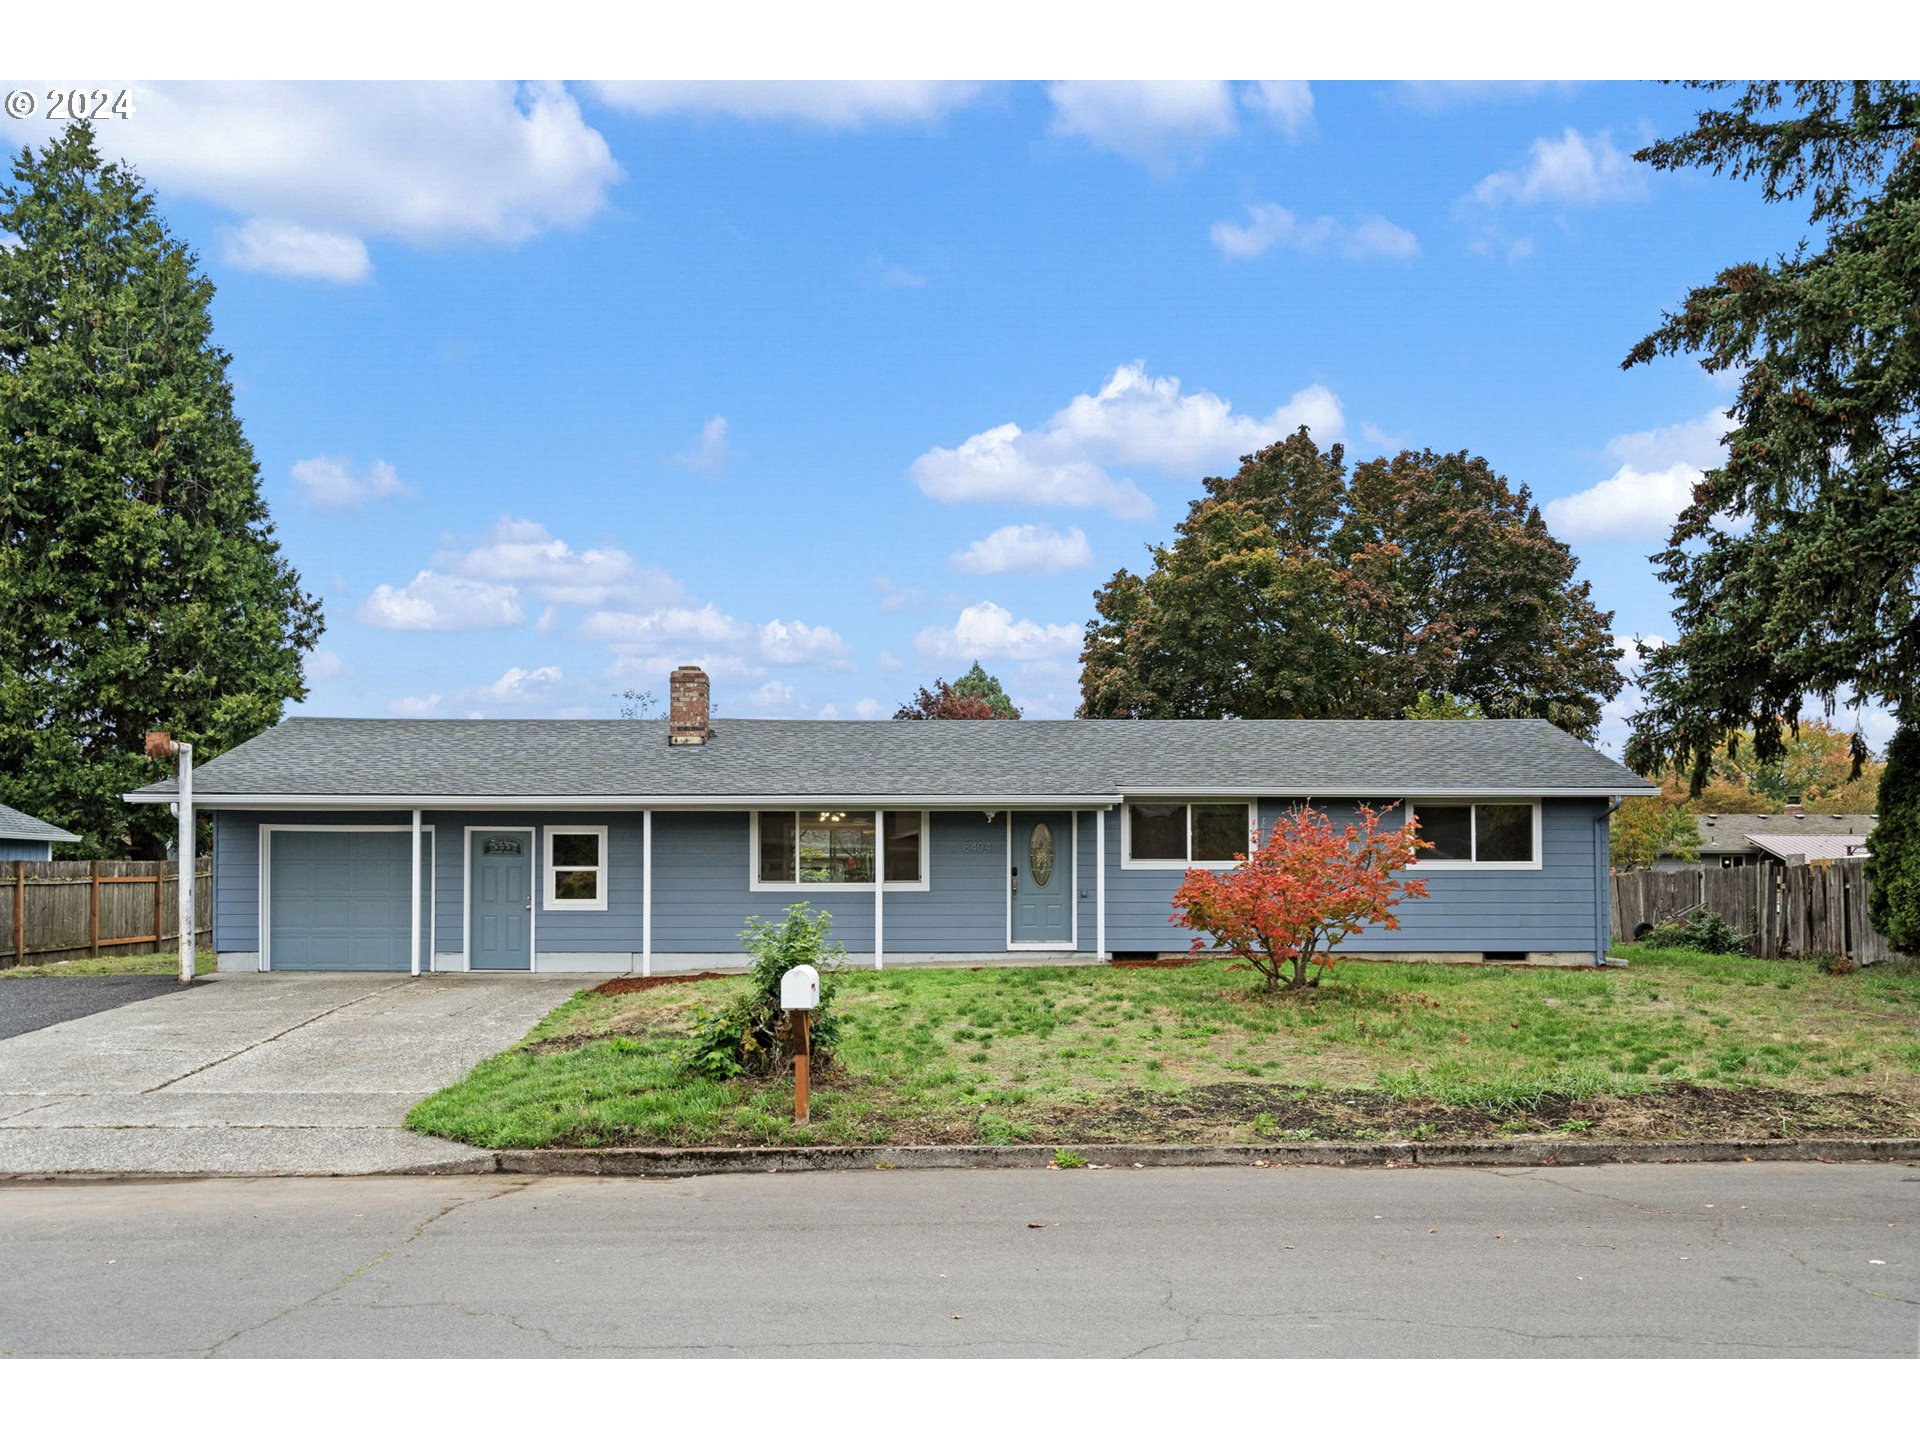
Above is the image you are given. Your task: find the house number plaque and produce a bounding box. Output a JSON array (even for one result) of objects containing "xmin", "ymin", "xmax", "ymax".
[
  {"xmin": 1028, "ymin": 823, "xmax": 1054, "ymax": 887},
  {"xmin": 484, "ymin": 838, "xmax": 522, "ymax": 855}
]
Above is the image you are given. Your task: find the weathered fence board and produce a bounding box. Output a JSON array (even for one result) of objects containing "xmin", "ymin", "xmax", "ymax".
[
  {"xmin": 1611, "ymin": 857, "xmax": 1906, "ymax": 965},
  {"xmin": 0, "ymin": 861, "xmax": 211, "ymax": 968}
]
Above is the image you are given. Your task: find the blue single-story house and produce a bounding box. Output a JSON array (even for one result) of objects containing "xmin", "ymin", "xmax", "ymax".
[
  {"xmin": 0, "ymin": 803, "xmax": 80, "ymax": 861},
  {"xmin": 126, "ymin": 666, "xmax": 1656, "ymax": 975}
]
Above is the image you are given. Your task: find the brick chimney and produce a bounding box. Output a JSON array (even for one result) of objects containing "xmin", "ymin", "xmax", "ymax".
[
  {"xmin": 1785, "ymin": 795, "xmax": 1805, "ymax": 818},
  {"xmin": 668, "ymin": 665, "xmax": 711, "ymax": 745}
]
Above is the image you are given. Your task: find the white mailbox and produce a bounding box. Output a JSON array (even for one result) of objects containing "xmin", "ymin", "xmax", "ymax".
[{"xmin": 780, "ymin": 964, "xmax": 820, "ymax": 1011}]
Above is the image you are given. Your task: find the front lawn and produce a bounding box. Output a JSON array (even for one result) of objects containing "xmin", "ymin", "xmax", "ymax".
[{"xmin": 407, "ymin": 947, "xmax": 1920, "ymax": 1150}]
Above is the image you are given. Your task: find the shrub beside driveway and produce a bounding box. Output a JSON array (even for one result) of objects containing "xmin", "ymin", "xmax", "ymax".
[{"xmin": 408, "ymin": 947, "xmax": 1920, "ymax": 1151}]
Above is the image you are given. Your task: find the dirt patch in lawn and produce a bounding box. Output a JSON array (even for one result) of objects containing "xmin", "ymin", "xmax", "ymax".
[
  {"xmin": 797, "ymin": 1080, "xmax": 1917, "ymax": 1149},
  {"xmin": 592, "ymin": 972, "xmax": 733, "ymax": 996}
]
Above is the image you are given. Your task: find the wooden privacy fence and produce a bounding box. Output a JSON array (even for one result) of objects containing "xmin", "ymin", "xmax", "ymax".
[
  {"xmin": 1, "ymin": 860, "xmax": 212, "ymax": 969},
  {"xmin": 1611, "ymin": 857, "xmax": 1904, "ymax": 966}
]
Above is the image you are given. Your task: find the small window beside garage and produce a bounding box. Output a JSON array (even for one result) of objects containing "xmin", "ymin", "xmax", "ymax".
[{"xmin": 545, "ymin": 826, "xmax": 608, "ymax": 910}]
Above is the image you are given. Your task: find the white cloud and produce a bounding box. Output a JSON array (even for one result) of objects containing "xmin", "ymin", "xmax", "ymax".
[
  {"xmin": 581, "ymin": 604, "xmax": 750, "ymax": 648},
  {"xmin": 951, "ymin": 523, "xmax": 1093, "ymax": 575},
  {"xmin": 667, "ymin": 416, "xmax": 735, "ymax": 475},
  {"xmin": 759, "ymin": 619, "xmax": 852, "ymax": 667},
  {"xmin": 865, "ymin": 257, "xmax": 927, "ymax": 289},
  {"xmin": 1544, "ymin": 463, "xmax": 1699, "ymax": 541},
  {"xmin": 1471, "ymin": 128, "xmax": 1647, "ymax": 207},
  {"xmin": 916, "ymin": 601, "xmax": 1082, "ymax": 662},
  {"xmin": 1210, "ymin": 204, "xmax": 1418, "ymax": 261},
  {"xmin": 291, "ymin": 454, "xmax": 411, "ymax": 510},
  {"xmin": 359, "ymin": 571, "xmax": 524, "ymax": 631},
  {"xmin": 305, "ymin": 648, "xmax": 348, "ymax": 680},
  {"xmin": 50, "ymin": 82, "xmax": 620, "ymax": 278},
  {"xmin": 751, "ymin": 679, "xmax": 796, "ymax": 711},
  {"xmin": 1604, "ymin": 409, "xmax": 1731, "ymax": 474},
  {"xmin": 1046, "ymin": 81, "xmax": 1238, "ymax": 168},
  {"xmin": 1545, "ymin": 408, "xmax": 1733, "ymax": 541},
  {"xmin": 1243, "ymin": 81, "xmax": 1314, "ymax": 139},
  {"xmin": 389, "ymin": 694, "xmax": 443, "ymax": 717},
  {"xmin": 873, "ymin": 577, "xmax": 923, "ymax": 612},
  {"xmin": 876, "ymin": 650, "xmax": 904, "ymax": 671},
  {"xmin": 222, "ymin": 218, "xmax": 371, "ymax": 283},
  {"xmin": 447, "ymin": 518, "xmax": 680, "ymax": 609},
  {"xmin": 852, "ymin": 698, "xmax": 886, "ymax": 720},
  {"xmin": 470, "ymin": 665, "xmax": 563, "ymax": 703},
  {"xmin": 911, "ymin": 362, "xmax": 1343, "ymax": 516},
  {"xmin": 592, "ymin": 81, "xmax": 983, "ymax": 128}
]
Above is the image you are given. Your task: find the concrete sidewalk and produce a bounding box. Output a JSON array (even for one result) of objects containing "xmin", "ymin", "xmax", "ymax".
[{"xmin": 0, "ymin": 973, "xmax": 578, "ymax": 1176}]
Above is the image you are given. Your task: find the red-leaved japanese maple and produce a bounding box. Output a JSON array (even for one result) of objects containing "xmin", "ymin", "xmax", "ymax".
[{"xmin": 1170, "ymin": 803, "xmax": 1428, "ymax": 992}]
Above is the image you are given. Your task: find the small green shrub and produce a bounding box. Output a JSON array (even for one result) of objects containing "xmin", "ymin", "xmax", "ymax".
[
  {"xmin": 1051, "ymin": 1147, "xmax": 1087, "ymax": 1168},
  {"xmin": 1643, "ymin": 909, "xmax": 1750, "ymax": 956},
  {"xmin": 682, "ymin": 903, "xmax": 845, "ymax": 1079}
]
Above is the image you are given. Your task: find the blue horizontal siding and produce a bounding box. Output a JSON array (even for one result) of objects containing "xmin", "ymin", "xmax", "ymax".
[
  {"xmin": 210, "ymin": 798, "xmax": 1609, "ymax": 962},
  {"xmin": 0, "ymin": 839, "xmax": 54, "ymax": 861}
]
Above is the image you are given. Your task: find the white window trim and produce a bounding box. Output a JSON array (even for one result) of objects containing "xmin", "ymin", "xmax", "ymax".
[
  {"xmin": 544, "ymin": 824, "xmax": 609, "ymax": 910},
  {"xmin": 1120, "ymin": 799, "xmax": 1257, "ymax": 870},
  {"xmin": 1408, "ymin": 800, "xmax": 1543, "ymax": 871},
  {"xmin": 748, "ymin": 809, "xmax": 933, "ymax": 892}
]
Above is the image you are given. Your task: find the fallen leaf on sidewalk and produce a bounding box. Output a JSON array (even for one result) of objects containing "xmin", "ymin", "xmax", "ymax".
[{"xmin": 1026, "ymin": 1222, "xmax": 1049, "ymax": 1229}]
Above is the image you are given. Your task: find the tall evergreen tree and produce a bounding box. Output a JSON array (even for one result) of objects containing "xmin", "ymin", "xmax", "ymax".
[
  {"xmin": 0, "ymin": 124, "xmax": 322, "ymax": 855},
  {"xmin": 1615, "ymin": 83, "xmax": 1919, "ymax": 947}
]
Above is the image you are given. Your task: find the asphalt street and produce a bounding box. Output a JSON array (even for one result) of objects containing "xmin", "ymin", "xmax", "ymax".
[
  {"xmin": 2, "ymin": 1161, "xmax": 1913, "ymax": 1357},
  {"xmin": 0, "ymin": 977, "xmax": 181, "ymax": 1041}
]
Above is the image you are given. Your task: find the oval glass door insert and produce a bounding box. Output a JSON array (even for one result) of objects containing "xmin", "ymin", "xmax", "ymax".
[{"xmin": 1029, "ymin": 822, "xmax": 1055, "ymax": 888}]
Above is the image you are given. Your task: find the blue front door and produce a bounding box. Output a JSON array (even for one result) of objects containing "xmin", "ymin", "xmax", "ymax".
[
  {"xmin": 1011, "ymin": 812, "xmax": 1072, "ymax": 946},
  {"xmin": 470, "ymin": 830, "xmax": 532, "ymax": 971}
]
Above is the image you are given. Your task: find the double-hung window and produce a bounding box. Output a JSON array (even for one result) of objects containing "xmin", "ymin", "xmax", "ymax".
[
  {"xmin": 1123, "ymin": 801, "xmax": 1254, "ymax": 868},
  {"xmin": 754, "ymin": 810, "xmax": 928, "ymax": 889},
  {"xmin": 545, "ymin": 826, "xmax": 608, "ymax": 909},
  {"xmin": 1408, "ymin": 802, "xmax": 1538, "ymax": 868}
]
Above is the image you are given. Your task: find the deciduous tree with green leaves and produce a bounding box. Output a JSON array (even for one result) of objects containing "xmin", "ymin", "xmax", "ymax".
[
  {"xmin": 0, "ymin": 124, "xmax": 322, "ymax": 856},
  {"xmin": 1614, "ymin": 83, "xmax": 1919, "ymax": 947},
  {"xmin": 1079, "ymin": 431, "xmax": 1622, "ymax": 736}
]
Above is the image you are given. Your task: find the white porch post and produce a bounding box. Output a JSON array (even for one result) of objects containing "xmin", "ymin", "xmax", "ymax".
[
  {"xmin": 410, "ymin": 808, "xmax": 422, "ymax": 976},
  {"xmin": 1096, "ymin": 807, "xmax": 1107, "ymax": 961},
  {"xmin": 874, "ymin": 807, "xmax": 885, "ymax": 970},
  {"xmin": 641, "ymin": 810, "xmax": 653, "ymax": 978},
  {"xmin": 176, "ymin": 744, "xmax": 194, "ymax": 985}
]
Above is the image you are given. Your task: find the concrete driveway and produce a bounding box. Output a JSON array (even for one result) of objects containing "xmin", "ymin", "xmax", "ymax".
[{"xmin": 0, "ymin": 974, "xmax": 578, "ymax": 1176}]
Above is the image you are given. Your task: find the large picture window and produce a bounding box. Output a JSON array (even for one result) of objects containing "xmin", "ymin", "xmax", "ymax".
[
  {"xmin": 544, "ymin": 826, "xmax": 608, "ymax": 909},
  {"xmin": 1123, "ymin": 801, "xmax": 1254, "ymax": 867},
  {"xmin": 753, "ymin": 810, "xmax": 928, "ymax": 889},
  {"xmin": 1409, "ymin": 802, "xmax": 1538, "ymax": 867}
]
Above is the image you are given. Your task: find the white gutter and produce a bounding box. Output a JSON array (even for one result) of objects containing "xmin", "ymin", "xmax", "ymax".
[
  {"xmin": 121, "ymin": 792, "xmax": 1129, "ymax": 810},
  {"xmin": 177, "ymin": 744, "xmax": 194, "ymax": 986}
]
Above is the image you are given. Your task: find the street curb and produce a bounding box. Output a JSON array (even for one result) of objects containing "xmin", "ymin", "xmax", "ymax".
[{"xmin": 490, "ymin": 1135, "xmax": 1920, "ymax": 1178}]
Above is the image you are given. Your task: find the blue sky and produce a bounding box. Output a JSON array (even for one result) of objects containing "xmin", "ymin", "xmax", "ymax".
[{"xmin": 9, "ymin": 80, "xmax": 1868, "ymax": 752}]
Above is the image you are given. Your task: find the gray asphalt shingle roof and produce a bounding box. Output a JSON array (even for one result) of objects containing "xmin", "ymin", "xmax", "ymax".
[
  {"xmin": 0, "ymin": 802, "xmax": 80, "ymax": 843},
  {"xmin": 126, "ymin": 715, "xmax": 1654, "ymax": 803},
  {"xmin": 1696, "ymin": 812, "xmax": 1877, "ymax": 853}
]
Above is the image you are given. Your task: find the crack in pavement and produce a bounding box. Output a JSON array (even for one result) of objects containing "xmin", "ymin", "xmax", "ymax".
[
  {"xmin": 143, "ymin": 983, "xmax": 404, "ymax": 1095},
  {"xmin": 1780, "ymin": 1244, "xmax": 1918, "ymax": 1308},
  {"xmin": 202, "ymin": 1178, "xmax": 534, "ymax": 1357}
]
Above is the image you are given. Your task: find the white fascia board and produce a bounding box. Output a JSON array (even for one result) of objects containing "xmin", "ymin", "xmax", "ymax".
[
  {"xmin": 1117, "ymin": 785, "xmax": 1660, "ymax": 800},
  {"xmin": 124, "ymin": 792, "xmax": 1127, "ymax": 810}
]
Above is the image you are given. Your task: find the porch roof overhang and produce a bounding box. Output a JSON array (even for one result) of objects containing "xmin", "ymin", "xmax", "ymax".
[{"xmin": 122, "ymin": 792, "xmax": 1128, "ymax": 810}]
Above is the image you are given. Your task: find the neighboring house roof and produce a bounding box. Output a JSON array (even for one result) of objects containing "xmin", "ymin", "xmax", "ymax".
[
  {"xmin": 1746, "ymin": 833, "xmax": 1873, "ymax": 863},
  {"xmin": 0, "ymin": 802, "xmax": 80, "ymax": 844},
  {"xmin": 124, "ymin": 716, "xmax": 1656, "ymax": 805},
  {"xmin": 1695, "ymin": 812, "xmax": 1877, "ymax": 854}
]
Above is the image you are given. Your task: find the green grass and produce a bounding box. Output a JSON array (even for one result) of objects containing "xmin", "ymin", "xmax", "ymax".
[
  {"xmin": 0, "ymin": 950, "xmax": 213, "ymax": 979},
  {"xmin": 407, "ymin": 946, "xmax": 1920, "ymax": 1150}
]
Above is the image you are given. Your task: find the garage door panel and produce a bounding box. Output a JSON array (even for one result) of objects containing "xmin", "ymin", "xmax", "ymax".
[{"xmin": 268, "ymin": 830, "xmax": 430, "ymax": 972}]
